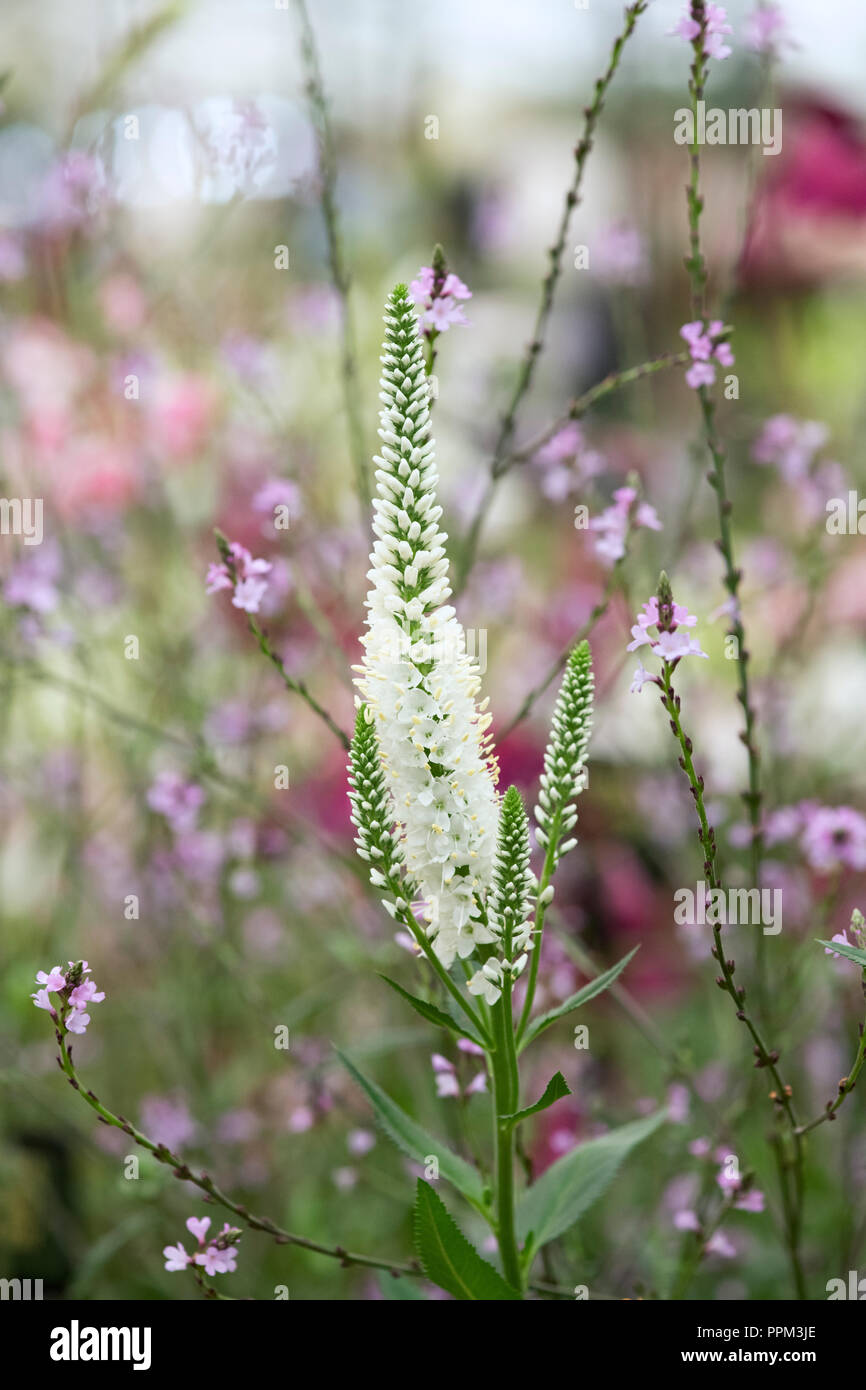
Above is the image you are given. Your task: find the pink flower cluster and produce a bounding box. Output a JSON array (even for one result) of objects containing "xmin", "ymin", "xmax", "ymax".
[
  {"xmin": 627, "ymin": 595, "xmax": 708, "ymax": 692},
  {"xmin": 432, "ymin": 1044, "xmax": 487, "ymax": 1100},
  {"xmin": 669, "ymin": 4, "xmax": 733, "ymax": 62},
  {"xmin": 31, "ymin": 961, "xmax": 105, "ymax": 1035},
  {"xmin": 744, "ymin": 3, "xmax": 790, "ymax": 57},
  {"xmin": 589, "ymin": 485, "xmax": 662, "ymax": 566},
  {"xmin": 534, "ymin": 422, "xmax": 605, "ymax": 502},
  {"xmin": 146, "ymin": 771, "xmax": 205, "ymax": 833},
  {"xmin": 409, "ymin": 266, "xmax": 471, "ymax": 334},
  {"xmin": 751, "ymin": 415, "xmax": 828, "ymax": 483},
  {"xmin": 206, "ymin": 540, "xmax": 271, "ymax": 614},
  {"xmin": 680, "ymin": 320, "xmax": 734, "ymax": 390},
  {"xmin": 164, "ymin": 1217, "xmax": 240, "ymax": 1275},
  {"xmin": 765, "ymin": 802, "xmax": 866, "ymax": 874}
]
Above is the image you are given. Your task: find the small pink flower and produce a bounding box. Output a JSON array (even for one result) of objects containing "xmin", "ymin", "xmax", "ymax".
[
  {"xmin": 36, "ymin": 966, "xmax": 67, "ymax": 992},
  {"xmin": 734, "ymin": 1189, "xmax": 765, "ymax": 1213},
  {"xmin": 68, "ymin": 979, "xmax": 106, "ymax": 1009},
  {"xmin": 66, "ymin": 1010, "xmax": 91, "ymax": 1034},
  {"xmin": 440, "ymin": 273, "xmax": 471, "ymax": 301},
  {"xmin": 674, "ymin": 1209, "xmax": 701, "ymax": 1232},
  {"xmin": 705, "ymin": 1230, "xmax": 737, "ymax": 1258},
  {"xmin": 689, "ymin": 1137, "xmax": 712, "ymax": 1158},
  {"xmin": 194, "ymin": 1246, "xmax": 223, "ymax": 1276},
  {"xmin": 232, "ymin": 577, "xmax": 269, "ymax": 613},
  {"xmin": 685, "ymin": 360, "xmax": 717, "ymax": 390},
  {"xmin": 629, "ymin": 661, "xmax": 654, "ymax": 694},
  {"xmin": 186, "ymin": 1216, "xmax": 212, "ymax": 1245},
  {"xmin": 31, "ymin": 988, "xmax": 54, "ymax": 1012},
  {"xmin": 163, "ymin": 1242, "xmax": 191, "ymax": 1272},
  {"xmin": 205, "ymin": 562, "xmax": 233, "ymax": 594},
  {"xmin": 680, "ymin": 321, "xmax": 713, "ymax": 360}
]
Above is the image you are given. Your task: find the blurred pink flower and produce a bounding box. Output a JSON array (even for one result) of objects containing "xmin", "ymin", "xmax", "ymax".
[{"xmin": 148, "ymin": 373, "xmax": 217, "ymax": 459}]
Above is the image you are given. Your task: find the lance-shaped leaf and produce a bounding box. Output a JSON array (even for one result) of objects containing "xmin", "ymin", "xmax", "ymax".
[
  {"xmin": 519, "ymin": 946, "xmax": 640, "ymax": 1051},
  {"xmin": 817, "ymin": 939, "xmax": 866, "ymax": 969},
  {"xmin": 413, "ymin": 1180, "xmax": 520, "ymax": 1300},
  {"xmin": 378, "ymin": 974, "xmax": 486, "ymax": 1047},
  {"xmin": 502, "ymin": 1071, "xmax": 571, "ymax": 1127},
  {"xmin": 336, "ymin": 1050, "xmax": 488, "ymax": 1215},
  {"xmin": 518, "ymin": 1110, "xmax": 666, "ymax": 1259}
]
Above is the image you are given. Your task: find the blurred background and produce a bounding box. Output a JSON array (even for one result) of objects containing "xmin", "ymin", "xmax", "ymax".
[{"xmin": 3, "ymin": 0, "xmax": 866, "ymax": 1300}]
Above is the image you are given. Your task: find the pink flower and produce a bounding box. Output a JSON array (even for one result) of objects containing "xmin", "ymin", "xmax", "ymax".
[
  {"xmin": 734, "ymin": 1189, "xmax": 765, "ymax": 1213},
  {"xmin": 705, "ymin": 1230, "xmax": 737, "ymax": 1258},
  {"xmin": 629, "ymin": 661, "xmax": 654, "ymax": 694},
  {"xmin": 347, "ymin": 1129, "xmax": 376, "ymax": 1156},
  {"xmin": 716, "ymin": 1165, "xmax": 742, "ymax": 1194},
  {"xmin": 409, "ymin": 267, "xmax": 435, "ymax": 302},
  {"xmin": 186, "ymin": 1216, "xmax": 212, "ymax": 1245},
  {"xmin": 410, "ymin": 263, "xmax": 472, "ymax": 338},
  {"xmin": 667, "ymin": 1084, "xmax": 690, "ymax": 1124},
  {"xmin": 232, "ymin": 577, "xmax": 269, "ymax": 614},
  {"xmin": 194, "ymin": 1243, "xmax": 237, "ymax": 1275},
  {"xmin": 441, "ymin": 273, "xmax": 471, "ymax": 301},
  {"xmin": 752, "ymin": 415, "xmax": 828, "ymax": 482},
  {"xmin": 681, "ymin": 320, "xmax": 734, "ymax": 390},
  {"xmin": 588, "ymin": 486, "xmax": 663, "ymax": 567},
  {"xmin": 685, "ymin": 360, "xmax": 716, "ymax": 390},
  {"xmin": 147, "ymin": 772, "xmax": 205, "ymax": 833},
  {"xmin": 68, "ymin": 979, "xmax": 106, "ymax": 1009},
  {"xmin": 680, "ymin": 321, "xmax": 713, "ymax": 360},
  {"xmin": 36, "ymin": 966, "xmax": 67, "ymax": 992},
  {"xmin": 163, "ymin": 1242, "xmax": 191, "ymax": 1272},
  {"xmin": 689, "ymin": 1137, "xmax": 712, "ymax": 1157},
  {"xmin": 674, "ymin": 1209, "xmax": 701, "ymax": 1232},
  {"xmin": 744, "ymin": 4, "xmax": 789, "ymax": 57},
  {"xmin": 655, "ymin": 629, "xmax": 707, "ymax": 661},
  {"xmin": 424, "ymin": 297, "xmax": 468, "ymax": 332},
  {"xmin": 206, "ymin": 541, "xmax": 272, "ymax": 613},
  {"xmin": 801, "ymin": 806, "xmax": 866, "ymax": 873},
  {"xmin": 669, "ymin": 4, "xmax": 732, "ymax": 60},
  {"xmin": 66, "ymin": 1010, "xmax": 91, "ymax": 1034},
  {"xmin": 205, "ymin": 563, "xmax": 233, "ymax": 595},
  {"xmin": 31, "ymin": 988, "xmax": 54, "ymax": 1012}
]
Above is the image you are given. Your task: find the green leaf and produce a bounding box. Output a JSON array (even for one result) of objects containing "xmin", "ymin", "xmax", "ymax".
[
  {"xmin": 518, "ymin": 1110, "xmax": 666, "ymax": 1259},
  {"xmin": 378, "ymin": 975, "xmax": 485, "ymax": 1046},
  {"xmin": 336, "ymin": 1049, "xmax": 488, "ymax": 1214},
  {"xmin": 817, "ymin": 939, "xmax": 866, "ymax": 969},
  {"xmin": 413, "ymin": 1180, "xmax": 520, "ymax": 1300},
  {"xmin": 520, "ymin": 946, "xmax": 639, "ymax": 1050},
  {"xmin": 502, "ymin": 1071, "xmax": 571, "ymax": 1127}
]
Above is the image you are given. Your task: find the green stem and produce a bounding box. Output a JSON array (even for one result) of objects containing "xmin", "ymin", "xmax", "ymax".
[{"xmin": 490, "ymin": 992, "xmax": 522, "ymax": 1290}]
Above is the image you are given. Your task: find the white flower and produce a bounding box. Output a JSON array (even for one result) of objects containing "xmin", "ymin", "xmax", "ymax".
[{"xmin": 354, "ymin": 287, "xmax": 500, "ymax": 967}]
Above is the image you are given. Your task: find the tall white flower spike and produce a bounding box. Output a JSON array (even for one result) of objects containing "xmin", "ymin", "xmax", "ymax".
[{"xmin": 353, "ymin": 284, "xmax": 500, "ymax": 968}]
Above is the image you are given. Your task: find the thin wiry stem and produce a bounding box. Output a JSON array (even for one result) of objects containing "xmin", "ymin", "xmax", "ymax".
[
  {"xmin": 55, "ymin": 1016, "xmax": 421, "ymax": 1280},
  {"xmin": 293, "ymin": 0, "xmax": 369, "ymax": 511},
  {"xmin": 681, "ymin": 4, "xmax": 765, "ymax": 983},
  {"xmin": 456, "ymin": 1, "xmax": 649, "ymax": 590}
]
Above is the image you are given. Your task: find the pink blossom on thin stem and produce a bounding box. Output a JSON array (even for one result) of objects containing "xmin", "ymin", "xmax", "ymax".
[
  {"xmin": 680, "ymin": 320, "xmax": 734, "ymax": 391},
  {"xmin": 744, "ymin": 4, "xmax": 791, "ymax": 58},
  {"xmin": 207, "ymin": 540, "xmax": 272, "ymax": 615},
  {"xmin": 627, "ymin": 592, "xmax": 708, "ymax": 692},
  {"xmin": 668, "ymin": 4, "xmax": 733, "ymax": 61},
  {"xmin": 409, "ymin": 263, "xmax": 472, "ymax": 336},
  {"xmin": 588, "ymin": 486, "xmax": 662, "ymax": 567}
]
